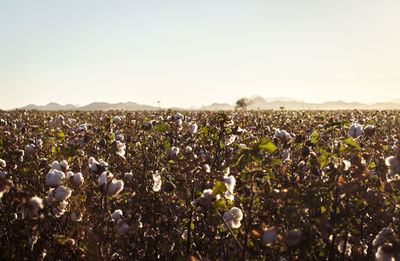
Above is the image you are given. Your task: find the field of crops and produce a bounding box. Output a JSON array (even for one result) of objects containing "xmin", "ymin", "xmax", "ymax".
[{"xmin": 0, "ymin": 110, "xmax": 399, "ymax": 260}]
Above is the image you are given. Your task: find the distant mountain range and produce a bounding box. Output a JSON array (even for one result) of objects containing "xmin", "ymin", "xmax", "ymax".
[{"xmin": 14, "ymin": 96, "xmax": 400, "ymax": 111}]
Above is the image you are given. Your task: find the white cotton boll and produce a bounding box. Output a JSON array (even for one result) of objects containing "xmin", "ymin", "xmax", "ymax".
[
  {"xmin": 152, "ymin": 172, "xmax": 162, "ymax": 192},
  {"xmin": 72, "ymin": 172, "xmax": 84, "ymax": 186},
  {"xmin": 111, "ymin": 209, "xmax": 123, "ymax": 221},
  {"xmin": 185, "ymin": 146, "xmax": 192, "ymax": 154},
  {"xmin": 67, "ymin": 171, "xmax": 74, "ymax": 179},
  {"xmin": 99, "ymin": 160, "xmax": 108, "ymax": 168},
  {"xmin": 225, "ymin": 135, "xmax": 236, "ymax": 146},
  {"xmin": 115, "ymin": 141, "xmax": 126, "ymax": 157},
  {"xmin": 115, "ymin": 133, "xmax": 124, "ymax": 141},
  {"xmin": 224, "ymin": 176, "xmax": 236, "ymax": 200},
  {"xmin": 282, "ymin": 150, "xmax": 290, "ymax": 161},
  {"xmin": 54, "ymin": 186, "xmax": 72, "ymax": 201},
  {"xmin": 70, "ymin": 211, "xmax": 82, "ymax": 222},
  {"xmin": 385, "ymin": 156, "xmax": 400, "ymax": 173},
  {"xmin": 25, "ymin": 144, "xmax": 36, "ymax": 152},
  {"xmin": 190, "ymin": 124, "xmax": 198, "ymax": 135},
  {"xmin": 60, "ymin": 160, "xmax": 69, "ymax": 170},
  {"xmin": 338, "ymin": 239, "xmax": 352, "ymax": 256},
  {"xmin": 166, "ymin": 147, "xmax": 179, "ymax": 158},
  {"xmin": 0, "ymin": 159, "xmax": 6, "ymax": 168},
  {"xmin": 45, "ymin": 189, "xmax": 55, "ymax": 206},
  {"xmin": 230, "ymin": 207, "xmax": 243, "ymax": 221},
  {"xmin": 113, "ymin": 116, "xmax": 122, "ymax": 123},
  {"xmin": 349, "ymin": 123, "xmax": 363, "ymax": 138},
  {"xmin": 203, "ymin": 164, "xmax": 211, "ymax": 173},
  {"xmin": 239, "ymin": 144, "xmax": 247, "ymax": 149},
  {"xmin": 46, "ymin": 169, "xmax": 65, "ymax": 187},
  {"xmin": 51, "ymin": 161, "xmax": 62, "ymax": 171},
  {"xmin": 28, "ymin": 197, "xmax": 44, "ymax": 212},
  {"xmin": 182, "ymin": 229, "xmax": 188, "ymax": 240},
  {"xmin": 176, "ymin": 112, "xmax": 184, "ymax": 120},
  {"xmin": 263, "ymin": 229, "xmax": 278, "ymax": 245},
  {"xmin": 98, "ymin": 172, "xmax": 108, "ymax": 187},
  {"xmin": 176, "ymin": 119, "xmax": 182, "ymax": 125},
  {"xmin": 343, "ymin": 160, "xmax": 351, "ymax": 171},
  {"xmin": 373, "ymin": 227, "xmax": 393, "ymax": 247},
  {"xmin": 124, "ymin": 172, "xmax": 133, "ymax": 180},
  {"xmin": 375, "ymin": 245, "xmax": 395, "ymax": 261},
  {"xmin": 107, "ymin": 179, "xmax": 124, "ymax": 195}
]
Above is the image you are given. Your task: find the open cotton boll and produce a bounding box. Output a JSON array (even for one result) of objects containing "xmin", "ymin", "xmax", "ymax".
[
  {"xmin": 190, "ymin": 123, "xmax": 198, "ymax": 135},
  {"xmin": 166, "ymin": 147, "xmax": 180, "ymax": 158},
  {"xmin": 349, "ymin": 123, "xmax": 363, "ymax": 138},
  {"xmin": 225, "ymin": 135, "xmax": 236, "ymax": 146},
  {"xmin": 67, "ymin": 171, "xmax": 75, "ymax": 179},
  {"xmin": 185, "ymin": 146, "xmax": 192, "ymax": 154},
  {"xmin": 107, "ymin": 179, "xmax": 124, "ymax": 195},
  {"xmin": 25, "ymin": 144, "xmax": 36, "ymax": 152},
  {"xmin": 124, "ymin": 172, "xmax": 133, "ymax": 180},
  {"xmin": 223, "ymin": 207, "xmax": 243, "ymax": 229},
  {"xmin": 176, "ymin": 119, "xmax": 182, "ymax": 125},
  {"xmin": 224, "ymin": 175, "xmax": 236, "ymax": 201},
  {"xmin": 98, "ymin": 172, "xmax": 108, "ymax": 187},
  {"xmin": 373, "ymin": 227, "xmax": 393, "ymax": 247},
  {"xmin": 72, "ymin": 172, "xmax": 84, "ymax": 186},
  {"xmin": 51, "ymin": 161, "xmax": 62, "ymax": 171},
  {"xmin": 0, "ymin": 159, "xmax": 6, "ymax": 168},
  {"xmin": 375, "ymin": 245, "xmax": 395, "ymax": 261},
  {"xmin": 28, "ymin": 196, "xmax": 44, "ymax": 212},
  {"xmin": 54, "ymin": 186, "xmax": 72, "ymax": 201},
  {"xmin": 46, "ymin": 169, "xmax": 65, "ymax": 187},
  {"xmin": 115, "ymin": 141, "xmax": 126, "ymax": 157},
  {"xmin": 385, "ymin": 156, "xmax": 400, "ymax": 174},
  {"xmin": 202, "ymin": 164, "xmax": 211, "ymax": 173},
  {"xmin": 175, "ymin": 112, "xmax": 184, "ymax": 120},
  {"xmin": 111, "ymin": 209, "xmax": 123, "ymax": 221},
  {"xmin": 263, "ymin": 228, "xmax": 278, "ymax": 245},
  {"xmin": 60, "ymin": 160, "xmax": 69, "ymax": 170},
  {"xmin": 113, "ymin": 116, "xmax": 122, "ymax": 123},
  {"xmin": 337, "ymin": 239, "xmax": 352, "ymax": 257},
  {"xmin": 152, "ymin": 172, "xmax": 162, "ymax": 192},
  {"xmin": 45, "ymin": 189, "xmax": 56, "ymax": 206}
]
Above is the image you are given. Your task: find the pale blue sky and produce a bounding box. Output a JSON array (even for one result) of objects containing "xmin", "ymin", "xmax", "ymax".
[{"xmin": 1, "ymin": 0, "xmax": 400, "ymax": 109}]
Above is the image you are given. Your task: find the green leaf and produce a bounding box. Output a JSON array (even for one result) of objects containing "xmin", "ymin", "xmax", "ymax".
[
  {"xmin": 212, "ymin": 181, "xmax": 227, "ymax": 197},
  {"xmin": 155, "ymin": 122, "xmax": 168, "ymax": 132},
  {"xmin": 321, "ymin": 206, "xmax": 327, "ymax": 214},
  {"xmin": 318, "ymin": 151, "xmax": 331, "ymax": 168},
  {"xmin": 213, "ymin": 199, "xmax": 226, "ymax": 210},
  {"xmin": 258, "ymin": 138, "xmax": 277, "ymax": 153},
  {"xmin": 342, "ymin": 138, "xmax": 360, "ymax": 151},
  {"xmin": 310, "ymin": 132, "xmax": 319, "ymax": 144},
  {"xmin": 369, "ymin": 162, "xmax": 376, "ymax": 168},
  {"xmin": 164, "ymin": 140, "xmax": 171, "ymax": 150}
]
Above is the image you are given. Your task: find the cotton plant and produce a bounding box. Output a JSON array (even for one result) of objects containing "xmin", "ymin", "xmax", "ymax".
[{"xmin": 385, "ymin": 154, "xmax": 400, "ymax": 182}]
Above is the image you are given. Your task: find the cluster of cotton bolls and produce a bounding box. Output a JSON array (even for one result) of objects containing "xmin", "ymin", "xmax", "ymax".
[
  {"xmin": 274, "ymin": 128, "xmax": 292, "ymax": 141},
  {"xmin": 385, "ymin": 154, "xmax": 400, "ymax": 182},
  {"xmin": 223, "ymin": 168, "xmax": 236, "ymax": 201},
  {"xmin": 0, "ymin": 159, "xmax": 13, "ymax": 199},
  {"xmin": 98, "ymin": 171, "xmax": 124, "ymax": 196},
  {"xmin": 111, "ymin": 209, "xmax": 130, "ymax": 235},
  {"xmin": 372, "ymin": 227, "xmax": 396, "ymax": 261},
  {"xmin": 88, "ymin": 157, "xmax": 109, "ymax": 174},
  {"xmin": 45, "ymin": 160, "xmax": 81, "ymax": 217},
  {"xmin": 348, "ymin": 123, "xmax": 363, "ymax": 138},
  {"xmin": 24, "ymin": 143, "xmax": 36, "ymax": 153},
  {"xmin": 223, "ymin": 207, "xmax": 243, "ymax": 229}
]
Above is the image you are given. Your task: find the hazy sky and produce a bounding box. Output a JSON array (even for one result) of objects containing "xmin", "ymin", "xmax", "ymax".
[{"xmin": 1, "ymin": 0, "xmax": 400, "ymax": 109}]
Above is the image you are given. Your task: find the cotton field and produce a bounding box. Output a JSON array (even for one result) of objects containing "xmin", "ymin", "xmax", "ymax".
[{"xmin": 0, "ymin": 109, "xmax": 399, "ymax": 260}]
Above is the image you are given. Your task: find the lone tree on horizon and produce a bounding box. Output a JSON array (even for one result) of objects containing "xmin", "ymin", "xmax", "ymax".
[{"xmin": 235, "ymin": 98, "xmax": 252, "ymax": 111}]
